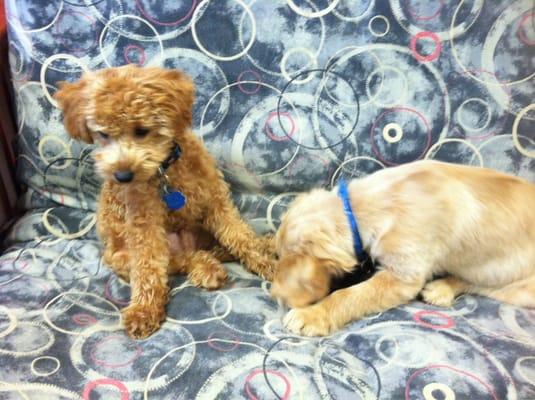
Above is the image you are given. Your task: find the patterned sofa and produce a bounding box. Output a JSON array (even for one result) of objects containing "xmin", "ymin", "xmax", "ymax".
[{"xmin": 1, "ymin": 0, "xmax": 534, "ymax": 398}]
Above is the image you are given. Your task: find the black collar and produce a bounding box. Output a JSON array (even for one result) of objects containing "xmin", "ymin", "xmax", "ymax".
[
  {"xmin": 157, "ymin": 141, "xmax": 186, "ymax": 210},
  {"xmin": 160, "ymin": 142, "xmax": 182, "ymax": 171}
]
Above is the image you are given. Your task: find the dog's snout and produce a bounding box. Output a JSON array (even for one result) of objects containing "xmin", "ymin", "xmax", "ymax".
[{"xmin": 114, "ymin": 170, "xmax": 134, "ymax": 183}]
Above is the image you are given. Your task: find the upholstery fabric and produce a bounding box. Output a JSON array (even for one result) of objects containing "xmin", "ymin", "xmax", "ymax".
[{"xmin": 1, "ymin": 0, "xmax": 534, "ymax": 398}]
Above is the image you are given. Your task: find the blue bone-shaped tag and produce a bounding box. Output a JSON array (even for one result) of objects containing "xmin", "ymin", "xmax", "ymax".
[{"xmin": 162, "ymin": 190, "xmax": 186, "ymax": 211}]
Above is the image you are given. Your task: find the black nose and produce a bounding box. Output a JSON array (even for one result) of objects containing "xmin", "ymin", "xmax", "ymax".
[{"xmin": 113, "ymin": 170, "xmax": 134, "ymax": 183}]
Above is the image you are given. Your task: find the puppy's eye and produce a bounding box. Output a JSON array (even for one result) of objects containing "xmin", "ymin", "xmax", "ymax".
[
  {"xmin": 98, "ymin": 131, "xmax": 109, "ymax": 139},
  {"xmin": 134, "ymin": 127, "xmax": 150, "ymax": 138}
]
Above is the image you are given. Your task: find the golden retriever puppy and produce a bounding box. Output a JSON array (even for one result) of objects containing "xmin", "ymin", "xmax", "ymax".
[{"xmin": 271, "ymin": 160, "xmax": 535, "ymax": 336}]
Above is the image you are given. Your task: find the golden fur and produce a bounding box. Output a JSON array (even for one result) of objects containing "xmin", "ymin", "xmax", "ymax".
[
  {"xmin": 271, "ymin": 160, "xmax": 535, "ymax": 336},
  {"xmin": 55, "ymin": 65, "xmax": 275, "ymax": 339}
]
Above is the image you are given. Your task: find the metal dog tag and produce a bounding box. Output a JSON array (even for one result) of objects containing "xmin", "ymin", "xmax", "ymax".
[
  {"xmin": 158, "ymin": 166, "xmax": 187, "ymax": 211},
  {"xmin": 162, "ymin": 189, "xmax": 187, "ymax": 211}
]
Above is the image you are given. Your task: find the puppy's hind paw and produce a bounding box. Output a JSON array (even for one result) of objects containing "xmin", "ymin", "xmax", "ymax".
[
  {"xmin": 189, "ymin": 261, "xmax": 228, "ymax": 290},
  {"xmin": 421, "ymin": 280, "xmax": 456, "ymax": 308}
]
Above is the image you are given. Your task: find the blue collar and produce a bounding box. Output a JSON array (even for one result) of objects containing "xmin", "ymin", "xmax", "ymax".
[{"xmin": 337, "ymin": 180, "xmax": 366, "ymax": 262}]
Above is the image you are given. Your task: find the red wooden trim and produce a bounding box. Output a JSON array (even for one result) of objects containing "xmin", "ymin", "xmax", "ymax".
[
  {"xmin": 0, "ymin": 0, "xmax": 5, "ymax": 32},
  {"xmin": 0, "ymin": 0, "xmax": 21, "ymax": 234}
]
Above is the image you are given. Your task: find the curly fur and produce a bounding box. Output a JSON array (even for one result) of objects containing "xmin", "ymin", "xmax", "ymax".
[{"xmin": 55, "ymin": 65, "xmax": 275, "ymax": 339}]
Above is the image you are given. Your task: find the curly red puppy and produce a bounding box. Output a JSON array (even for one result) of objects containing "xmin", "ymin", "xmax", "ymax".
[
  {"xmin": 272, "ymin": 161, "xmax": 535, "ymax": 336},
  {"xmin": 55, "ymin": 65, "xmax": 275, "ymax": 338}
]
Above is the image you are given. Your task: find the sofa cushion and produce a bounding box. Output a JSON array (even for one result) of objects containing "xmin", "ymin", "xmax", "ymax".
[{"xmin": 2, "ymin": 205, "xmax": 535, "ymax": 398}]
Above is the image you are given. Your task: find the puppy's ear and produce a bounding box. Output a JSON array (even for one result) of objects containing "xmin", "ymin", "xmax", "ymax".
[
  {"xmin": 308, "ymin": 230, "xmax": 356, "ymax": 274},
  {"xmin": 54, "ymin": 79, "xmax": 93, "ymax": 143},
  {"xmin": 151, "ymin": 69, "xmax": 195, "ymax": 135}
]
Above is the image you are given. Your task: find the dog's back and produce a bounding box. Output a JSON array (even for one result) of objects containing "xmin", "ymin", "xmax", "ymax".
[{"xmin": 357, "ymin": 161, "xmax": 535, "ymax": 286}]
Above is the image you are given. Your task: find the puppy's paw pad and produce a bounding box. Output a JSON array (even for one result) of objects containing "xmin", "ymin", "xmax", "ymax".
[
  {"xmin": 283, "ymin": 307, "xmax": 334, "ymax": 337},
  {"xmin": 189, "ymin": 263, "xmax": 227, "ymax": 290},
  {"xmin": 122, "ymin": 304, "xmax": 165, "ymax": 339},
  {"xmin": 421, "ymin": 281, "xmax": 456, "ymax": 307}
]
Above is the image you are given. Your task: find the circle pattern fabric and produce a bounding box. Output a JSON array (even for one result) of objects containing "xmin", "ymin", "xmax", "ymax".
[{"xmin": 1, "ymin": 0, "xmax": 534, "ymax": 398}]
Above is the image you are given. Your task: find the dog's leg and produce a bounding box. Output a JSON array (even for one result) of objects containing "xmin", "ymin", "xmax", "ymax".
[
  {"xmin": 211, "ymin": 245, "xmax": 236, "ymax": 263},
  {"xmin": 421, "ymin": 276, "xmax": 472, "ymax": 307},
  {"xmin": 422, "ymin": 275, "xmax": 535, "ymax": 308},
  {"xmin": 168, "ymin": 228, "xmax": 236, "ymax": 265},
  {"xmin": 204, "ymin": 202, "xmax": 276, "ymax": 280},
  {"xmin": 284, "ymin": 269, "xmax": 424, "ymax": 336},
  {"xmin": 479, "ymin": 275, "xmax": 535, "ymax": 308},
  {"xmin": 121, "ymin": 184, "xmax": 170, "ymax": 339},
  {"xmin": 169, "ymin": 250, "xmax": 228, "ymax": 289},
  {"xmin": 97, "ymin": 182, "xmax": 131, "ymax": 281}
]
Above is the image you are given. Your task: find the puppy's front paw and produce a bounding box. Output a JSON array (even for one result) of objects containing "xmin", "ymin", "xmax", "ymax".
[
  {"xmin": 247, "ymin": 255, "xmax": 276, "ymax": 281},
  {"xmin": 260, "ymin": 234, "xmax": 276, "ymax": 257},
  {"xmin": 421, "ymin": 280, "xmax": 456, "ymax": 307},
  {"xmin": 122, "ymin": 303, "xmax": 165, "ymax": 339},
  {"xmin": 189, "ymin": 261, "xmax": 228, "ymax": 290},
  {"xmin": 283, "ymin": 306, "xmax": 336, "ymax": 337}
]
